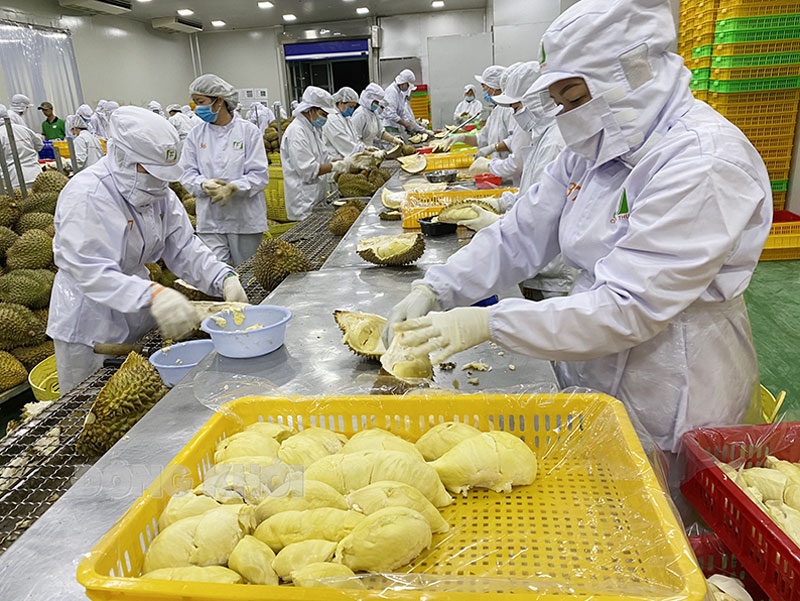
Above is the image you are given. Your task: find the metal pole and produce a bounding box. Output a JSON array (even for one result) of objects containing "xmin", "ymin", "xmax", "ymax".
[
  {"xmin": 52, "ymin": 146, "xmax": 64, "ymax": 174},
  {"xmin": 272, "ymin": 102, "xmax": 283, "ymax": 139},
  {"xmin": 0, "ymin": 145, "xmax": 14, "ymax": 197},
  {"xmin": 66, "ymin": 136, "xmax": 78, "ymax": 173},
  {"xmin": 4, "ymin": 119, "xmax": 27, "ymax": 198}
]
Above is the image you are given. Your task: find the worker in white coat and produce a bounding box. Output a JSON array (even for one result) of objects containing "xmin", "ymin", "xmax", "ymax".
[
  {"xmin": 322, "ymin": 86, "xmax": 364, "ymax": 160},
  {"xmin": 88, "ymin": 100, "xmax": 107, "ymax": 138},
  {"xmin": 452, "ymin": 84, "xmax": 483, "ymax": 124},
  {"xmin": 147, "ymin": 100, "xmax": 165, "ymax": 118},
  {"xmin": 8, "ymin": 94, "xmax": 32, "ymax": 128},
  {"xmin": 66, "ymin": 114, "xmax": 104, "ymax": 170},
  {"xmin": 181, "ymin": 105, "xmax": 202, "ymax": 128},
  {"xmin": 0, "ymin": 104, "xmax": 43, "ymax": 187},
  {"xmin": 468, "ymin": 62, "xmax": 539, "ymax": 186},
  {"xmin": 48, "ymin": 107, "xmax": 248, "ymax": 394},
  {"xmin": 69, "ymin": 104, "xmax": 95, "ymax": 139},
  {"xmin": 382, "ymin": 69, "xmax": 430, "ymax": 137},
  {"xmin": 384, "ymin": 0, "xmax": 772, "ymax": 457},
  {"xmin": 281, "ymin": 86, "xmax": 358, "ymax": 221},
  {"xmin": 441, "ymin": 66, "xmax": 513, "ymax": 159},
  {"xmin": 247, "ymin": 102, "xmax": 275, "ymax": 134},
  {"xmin": 166, "ymin": 104, "xmax": 193, "ymax": 151},
  {"xmin": 351, "ymin": 84, "xmax": 404, "ymax": 149},
  {"xmin": 180, "ymin": 74, "xmax": 270, "ymax": 267}
]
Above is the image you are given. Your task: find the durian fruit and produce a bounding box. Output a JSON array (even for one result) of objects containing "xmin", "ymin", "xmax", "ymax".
[
  {"xmin": 145, "ymin": 262, "xmax": 162, "ymax": 282},
  {"xmin": 431, "ymin": 430, "xmax": 538, "ymax": 496},
  {"xmin": 333, "ymin": 310, "xmax": 387, "ymax": 359},
  {"xmin": 254, "ymin": 479, "xmax": 347, "ymax": 523},
  {"xmin": 345, "ymin": 480, "xmax": 450, "ymax": 533},
  {"xmin": 10, "ymin": 340, "xmax": 54, "ymax": 371},
  {"xmin": 277, "ymin": 427, "xmax": 348, "ymax": 468},
  {"xmin": 31, "ymin": 170, "xmax": 68, "ymax": 195},
  {"xmin": 158, "ymin": 493, "xmax": 222, "ymax": 530},
  {"xmin": 0, "ymin": 269, "xmax": 54, "ymax": 308},
  {"xmin": 199, "ymin": 457, "xmax": 296, "ymax": 505},
  {"xmin": 32, "ymin": 307, "xmax": 49, "ymax": 327},
  {"xmin": 0, "ymin": 226, "xmax": 19, "ymax": 260},
  {"xmin": 401, "ymin": 144, "xmax": 417, "ymax": 156},
  {"xmin": 0, "ymin": 302, "xmax": 47, "ymax": 350},
  {"xmin": 356, "ymin": 232, "xmax": 425, "ymax": 266},
  {"xmin": 15, "ymin": 212, "xmax": 54, "ymax": 234},
  {"xmin": 380, "ymin": 332, "xmax": 434, "ymax": 381},
  {"xmin": 0, "ymin": 195, "xmax": 21, "ymax": 228},
  {"xmin": 44, "ymin": 223, "xmax": 56, "ymax": 238},
  {"xmin": 188, "ymin": 214, "xmax": 197, "ymax": 229},
  {"xmin": 272, "ymin": 539, "xmax": 337, "ymax": 582},
  {"xmin": 228, "ymin": 534, "xmax": 279, "ymax": 585},
  {"xmin": 397, "ymin": 154, "xmax": 426, "ymax": 174},
  {"xmin": 381, "ymin": 189, "xmax": 406, "ymax": 210},
  {"xmin": 214, "ymin": 429, "xmax": 281, "ymax": 463},
  {"xmin": 5, "ymin": 230, "xmax": 54, "ymax": 270},
  {"xmin": 305, "ymin": 449, "xmax": 453, "ymax": 507},
  {"xmin": 19, "ymin": 192, "xmax": 59, "ymax": 215},
  {"xmin": 341, "ymin": 428, "xmax": 424, "ymax": 460},
  {"xmin": 0, "ymin": 351, "xmax": 27, "ymax": 393},
  {"xmin": 415, "ymin": 422, "xmax": 482, "ymax": 461},
  {"xmin": 741, "ymin": 467, "xmax": 787, "ymax": 501},
  {"xmin": 168, "ymin": 181, "xmax": 191, "ymax": 201},
  {"xmin": 335, "ymin": 506, "xmax": 432, "ymax": 572},
  {"xmin": 140, "ymin": 565, "xmax": 242, "ymax": 584},
  {"xmin": 76, "ymin": 352, "xmax": 169, "ymax": 456},
  {"xmin": 252, "ymin": 238, "xmax": 312, "ymax": 291},
  {"xmin": 336, "ymin": 173, "xmax": 375, "ymax": 198},
  {"xmin": 328, "ymin": 205, "xmax": 360, "ymax": 236},
  {"xmin": 173, "ymin": 279, "xmax": 221, "ymax": 302},
  {"xmin": 290, "ymin": 562, "xmax": 363, "ymax": 589},
  {"xmin": 379, "ymin": 210, "xmax": 402, "ymax": 221},
  {"xmin": 182, "ymin": 196, "xmax": 196, "ymax": 216},
  {"xmin": 437, "ymin": 200, "xmax": 500, "ymax": 224},
  {"xmin": 765, "ymin": 455, "xmax": 800, "ymax": 484},
  {"xmin": 345, "ymin": 197, "xmax": 366, "ymax": 212},
  {"xmin": 254, "ymin": 507, "xmax": 364, "ymax": 552}
]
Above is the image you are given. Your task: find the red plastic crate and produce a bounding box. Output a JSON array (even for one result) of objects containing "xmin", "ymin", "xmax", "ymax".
[
  {"xmin": 681, "ymin": 423, "xmax": 800, "ymax": 601},
  {"xmin": 473, "ymin": 173, "xmax": 503, "ymax": 189},
  {"xmin": 689, "ymin": 533, "xmax": 769, "ymax": 601}
]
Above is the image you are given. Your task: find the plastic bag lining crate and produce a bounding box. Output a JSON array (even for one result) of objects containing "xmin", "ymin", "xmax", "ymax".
[
  {"xmin": 401, "ymin": 187, "xmax": 517, "ymax": 228},
  {"xmin": 77, "ymin": 393, "xmax": 707, "ymax": 601},
  {"xmin": 681, "ymin": 422, "xmax": 800, "ymax": 601},
  {"xmin": 689, "ymin": 533, "xmax": 768, "ymax": 601}
]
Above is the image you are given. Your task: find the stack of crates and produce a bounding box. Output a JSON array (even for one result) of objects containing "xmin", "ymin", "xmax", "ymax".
[
  {"xmin": 680, "ymin": 0, "xmax": 720, "ymax": 101},
  {"xmin": 410, "ymin": 84, "xmax": 431, "ymax": 124},
  {"xmin": 680, "ymin": 0, "xmax": 800, "ymax": 211}
]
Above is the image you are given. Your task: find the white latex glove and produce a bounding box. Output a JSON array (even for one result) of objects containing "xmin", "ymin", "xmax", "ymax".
[
  {"xmin": 203, "ymin": 179, "xmax": 238, "ymax": 206},
  {"xmin": 425, "ymin": 129, "xmax": 436, "ymax": 137},
  {"xmin": 394, "ymin": 307, "xmax": 491, "ymax": 365},
  {"xmin": 223, "ymin": 274, "xmax": 248, "ymax": 303},
  {"xmin": 482, "ymin": 196, "xmax": 505, "ymax": 213},
  {"xmin": 468, "ymin": 157, "xmax": 491, "ymax": 175},
  {"xmin": 441, "ymin": 134, "xmax": 466, "ymax": 152},
  {"xmin": 332, "ymin": 159, "xmax": 351, "ymax": 175},
  {"xmin": 149, "ymin": 284, "xmax": 200, "ymax": 341},
  {"xmin": 457, "ymin": 205, "xmax": 500, "ymax": 231},
  {"xmin": 392, "ymin": 136, "xmax": 404, "ymax": 146},
  {"xmin": 430, "ymin": 139, "xmax": 449, "ymax": 153},
  {"xmin": 381, "ymin": 285, "xmax": 439, "ymax": 347},
  {"xmin": 475, "ymin": 145, "xmax": 494, "ymax": 159},
  {"xmin": 351, "ymin": 153, "xmax": 378, "ymax": 171}
]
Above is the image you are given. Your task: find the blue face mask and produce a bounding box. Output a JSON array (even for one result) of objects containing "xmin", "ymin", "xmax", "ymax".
[
  {"xmin": 483, "ymin": 91, "xmax": 495, "ymax": 104},
  {"xmin": 195, "ymin": 103, "xmax": 219, "ymax": 123},
  {"xmin": 311, "ymin": 115, "xmax": 327, "ymax": 128},
  {"xmin": 370, "ymin": 102, "xmax": 379, "ymax": 112},
  {"xmin": 465, "ymin": 95, "xmax": 475, "ymax": 102},
  {"xmin": 342, "ymin": 106, "xmax": 355, "ymax": 118}
]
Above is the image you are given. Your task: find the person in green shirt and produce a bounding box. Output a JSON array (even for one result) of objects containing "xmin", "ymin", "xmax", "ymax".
[{"xmin": 39, "ymin": 102, "xmax": 66, "ymax": 140}]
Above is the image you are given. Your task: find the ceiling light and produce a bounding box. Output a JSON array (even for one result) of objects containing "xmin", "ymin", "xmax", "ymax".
[
  {"xmin": 432, "ymin": 0, "xmax": 445, "ymax": 6},
  {"xmin": 211, "ymin": 20, "xmax": 226, "ymax": 27},
  {"xmin": 136, "ymin": 0, "xmax": 151, "ymax": 3},
  {"xmin": 258, "ymin": 1, "xmax": 274, "ymax": 7},
  {"xmin": 356, "ymin": 6, "xmax": 369, "ymax": 14},
  {"xmin": 177, "ymin": 8, "xmax": 194, "ymax": 16},
  {"xmin": 283, "ymin": 13, "xmax": 297, "ymax": 21}
]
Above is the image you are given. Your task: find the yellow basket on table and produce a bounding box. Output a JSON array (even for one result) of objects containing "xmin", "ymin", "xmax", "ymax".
[
  {"xmin": 77, "ymin": 392, "xmax": 706, "ymax": 601},
  {"xmin": 28, "ymin": 354, "xmax": 59, "ymax": 401},
  {"xmin": 265, "ymin": 165, "xmax": 287, "ymax": 222},
  {"xmin": 402, "ymin": 187, "xmax": 517, "ymax": 228},
  {"xmin": 423, "ymin": 151, "xmax": 475, "ymax": 171}
]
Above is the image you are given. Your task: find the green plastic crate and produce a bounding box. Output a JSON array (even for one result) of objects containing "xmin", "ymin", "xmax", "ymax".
[
  {"xmin": 692, "ymin": 67, "xmax": 712, "ymax": 79},
  {"xmin": 712, "ymin": 51, "xmax": 800, "ymax": 68},
  {"xmin": 708, "ymin": 76, "xmax": 800, "ymax": 92},
  {"xmin": 715, "ymin": 26, "xmax": 800, "ymax": 44},
  {"xmin": 715, "ymin": 13, "xmax": 800, "ymax": 34},
  {"xmin": 692, "ymin": 45, "xmax": 715, "ymax": 58},
  {"xmin": 691, "ymin": 77, "xmax": 711, "ymax": 91},
  {"xmin": 772, "ymin": 179, "xmax": 789, "ymax": 192}
]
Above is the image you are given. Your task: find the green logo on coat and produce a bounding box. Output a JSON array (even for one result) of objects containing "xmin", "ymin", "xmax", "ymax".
[
  {"xmin": 610, "ymin": 189, "xmax": 630, "ymax": 224},
  {"xmin": 233, "ymin": 141, "xmax": 243, "ymax": 150}
]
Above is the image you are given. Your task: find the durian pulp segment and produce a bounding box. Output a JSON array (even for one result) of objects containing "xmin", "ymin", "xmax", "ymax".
[
  {"xmin": 231, "ymin": 307, "xmax": 246, "ymax": 326},
  {"xmin": 344, "ymin": 319, "xmax": 386, "ymax": 356},
  {"xmin": 212, "ymin": 316, "xmax": 227, "ymax": 327},
  {"xmin": 244, "ymin": 323, "xmax": 263, "ymax": 332},
  {"xmin": 380, "ymin": 334, "xmax": 433, "ymax": 381},
  {"xmin": 358, "ymin": 234, "xmax": 416, "ymax": 260},
  {"xmin": 380, "ymin": 189, "xmax": 406, "ymax": 210}
]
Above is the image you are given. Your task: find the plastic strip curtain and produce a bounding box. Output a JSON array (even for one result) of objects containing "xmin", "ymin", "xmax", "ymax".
[{"xmin": 0, "ymin": 20, "xmax": 83, "ymax": 132}]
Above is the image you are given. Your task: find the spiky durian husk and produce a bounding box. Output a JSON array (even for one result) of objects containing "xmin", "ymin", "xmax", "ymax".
[
  {"xmin": 328, "ymin": 206, "xmax": 360, "ymax": 236},
  {"xmin": 378, "ymin": 211, "xmax": 402, "ymax": 221},
  {"xmin": 0, "ymin": 302, "xmax": 47, "ymax": 350},
  {"xmin": 252, "ymin": 238, "xmax": 313, "ymax": 291},
  {"xmin": 173, "ymin": 279, "xmax": 222, "ymax": 302},
  {"xmin": 0, "ymin": 195, "xmax": 21, "ymax": 228},
  {"xmin": 5, "ymin": 230, "xmax": 54, "ymax": 270},
  {"xmin": 0, "ymin": 225, "xmax": 19, "ymax": 260},
  {"xmin": 333, "ymin": 310, "xmax": 387, "ymax": 360},
  {"xmin": 182, "ymin": 196, "xmax": 196, "ymax": 216},
  {"xmin": 345, "ymin": 198, "xmax": 366, "ymax": 212},
  {"xmin": 0, "ymin": 350, "xmax": 27, "ymax": 393},
  {"xmin": 10, "ymin": 340, "xmax": 55, "ymax": 371},
  {"xmin": 0, "ymin": 269, "xmax": 54, "ymax": 308},
  {"xmin": 356, "ymin": 233, "xmax": 425, "ymax": 266},
  {"xmin": 76, "ymin": 352, "xmax": 168, "ymax": 456},
  {"xmin": 15, "ymin": 212, "xmax": 54, "ymax": 234},
  {"xmin": 20, "ymin": 192, "xmax": 59, "ymax": 215},
  {"xmin": 31, "ymin": 170, "xmax": 68, "ymax": 195}
]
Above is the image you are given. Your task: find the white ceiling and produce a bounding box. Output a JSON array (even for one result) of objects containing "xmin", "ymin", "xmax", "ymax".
[{"xmin": 81, "ymin": 0, "xmax": 489, "ymax": 30}]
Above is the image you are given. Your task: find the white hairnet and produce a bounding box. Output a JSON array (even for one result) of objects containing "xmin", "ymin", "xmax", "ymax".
[
  {"xmin": 475, "ymin": 65, "xmax": 507, "ymax": 90},
  {"xmin": 395, "ymin": 69, "xmax": 416, "ymax": 86},
  {"xmin": 96, "ymin": 99, "xmax": 107, "ymax": 111},
  {"xmin": 189, "ymin": 73, "xmax": 239, "ymax": 111},
  {"xmin": 333, "ymin": 86, "xmax": 358, "ymax": 104},
  {"xmin": 290, "ymin": 100, "xmax": 299, "ymax": 110},
  {"xmin": 499, "ymin": 62, "xmax": 522, "ymax": 91},
  {"xmin": 104, "ymin": 101, "xmax": 119, "ymax": 114},
  {"xmin": 180, "ymin": 105, "xmax": 192, "ymax": 115},
  {"xmin": 76, "ymin": 104, "xmax": 94, "ymax": 120},
  {"xmin": 292, "ymin": 86, "xmax": 335, "ymax": 116},
  {"xmin": 165, "ymin": 104, "xmax": 182, "ymax": 114},
  {"xmin": 108, "ymin": 106, "xmax": 182, "ymax": 181},
  {"xmin": 10, "ymin": 94, "xmax": 31, "ymax": 112},
  {"xmin": 66, "ymin": 114, "xmax": 87, "ymax": 130},
  {"xmin": 0, "ymin": 104, "xmax": 8, "ymax": 120},
  {"xmin": 146, "ymin": 100, "xmax": 162, "ymax": 111},
  {"xmin": 463, "ymin": 84, "xmax": 479, "ymax": 97},
  {"xmin": 493, "ymin": 62, "xmax": 542, "ymax": 104},
  {"xmin": 358, "ymin": 83, "xmax": 385, "ymax": 110}
]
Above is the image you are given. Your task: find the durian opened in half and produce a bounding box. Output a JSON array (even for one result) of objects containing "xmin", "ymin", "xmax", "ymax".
[
  {"xmin": 356, "ymin": 232, "xmax": 425, "ymax": 266},
  {"xmin": 333, "ymin": 310, "xmax": 387, "ymax": 359}
]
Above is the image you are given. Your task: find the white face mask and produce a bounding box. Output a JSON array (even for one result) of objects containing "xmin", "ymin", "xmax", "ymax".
[
  {"xmin": 512, "ymin": 107, "xmax": 537, "ymax": 133},
  {"xmin": 555, "ymin": 95, "xmax": 628, "ymax": 164},
  {"xmin": 129, "ymin": 169, "xmax": 168, "ymax": 208}
]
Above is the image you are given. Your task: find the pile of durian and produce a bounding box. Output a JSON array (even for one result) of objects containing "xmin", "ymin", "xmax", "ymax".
[
  {"xmin": 168, "ymin": 181, "xmax": 197, "ymax": 229},
  {"xmin": 138, "ymin": 420, "xmax": 537, "ymax": 587},
  {"xmin": 0, "ymin": 170, "xmax": 69, "ymax": 396},
  {"xmin": 335, "ymin": 168, "xmax": 392, "ymax": 199},
  {"xmin": 263, "ymin": 119, "xmax": 293, "ymax": 156},
  {"xmin": 328, "ymin": 198, "xmax": 365, "ymax": 236}
]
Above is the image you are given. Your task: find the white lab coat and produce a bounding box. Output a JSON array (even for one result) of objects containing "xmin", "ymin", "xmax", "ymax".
[
  {"xmin": 280, "ymin": 115, "xmax": 329, "ymax": 221},
  {"xmin": 88, "ymin": 112, "xmax": 106, "ymax": 138},
  {"xmin": 73, "ymin": 129, "xmax": 104, "ymax": 170},
  {"xmin": 421, "ymin": 95, "xmax": 772, "ymax": 452},
  {"xmin": 476, "ymin": 105, "xmax": 514, "ymax": 158},
  {"xmin": 322, "ymin": 110, "xmax": 364, "ymax": 160},
  {"xmin": 180, "ymin": 115, "xmax": 269, "ymax": 234},
  {"xmin": 382, "ymin": 83, "xmax": 417, "ymax": 132},
  {"xmin": 489, "ymin": 119, "xmax": 532, "ymax": 186},
  {"xmin": 0, "ymin": 121, "xmax": 43, "ymax": 186},
  {"xmin": 47, "ymin": 156, "xmax": 233, "ymax": 348},
  {"xmin": 453, "ymin": 98, "xmax": 482, "ymax": 122},
  {"xmin": 247, "ymin": 105, "xmax": 276, "ymax": 134},
  {"xmin": 351, "ymin": 105, "xmax": 383, "ymax": 147},
  {"xmin": 168, "ymin": 112, "xmax": 194, "ymax": 150},
  {"xmin": 8, "ymin": 111, "xmax": 26, "ymax": 128}
]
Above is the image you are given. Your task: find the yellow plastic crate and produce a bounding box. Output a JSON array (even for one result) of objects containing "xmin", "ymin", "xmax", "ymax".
[
  {"xmin": 28, "ymin": 354, "xmax": 58, "ymax": 401},
  {"xmin": 402, "ymin": 187, "xmax": 517, "ymax": 228},
  {"xmin": 760, "ymin": 233, "xmax": 800, "ymax": 260},
  {"xmin": 77, "ymin": 392, "xmax": 706, "ymax": 601},
  {"xmin": 268, "ymin": 152, "xmax": 281, "ymax": 166},
  {"xmin": 265, "ymin": 165, "xmax": 287, "ymax": 222},
  {"xmin": 713, "ymin": 38, "xmax": 800, "ymax": 56},
  {"xmin": 52, "ymin": 140, "xmax": 69, "ymax": 159},
  {"xmin": 711, "ymin": 63, "xmax": 800, "ymax": 80},
  {"xmin": 423, "ymin": 152, "xmax": 475, "ymax": 171},
  {"xmin": 773, "ymin": 190, "xmax": 787, "ymax": 210}
]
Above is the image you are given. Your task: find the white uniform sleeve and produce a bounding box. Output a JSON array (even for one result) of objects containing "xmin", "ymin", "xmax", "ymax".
[
  {"xmin": 521, "ymin": 127, "xmax": 566, "ymax": 194},
  {"xmin": 159, "ymin": 193, "xmax": 234, "ymax": 295},
  {"xmin": 288, "ymin": 126, "xmax": 327, "ymax": 184},
  {"xmin": 322, "ymin": 114, "xmax": 363, "ymax": 159},
  {"xmin": 226, "ymin": 124, "xmax": 269, "ymax": 194},
  {"xmin": 27, "ymin": 127, "xmax": 43, "ymax": 152},
  {"xmin": 179, "ymin": 128, "xmax": 205, "ymax": 197},
  {"xmin": 73, "ymin": 134, "xmax": 88, "ymax": 169},
  {"xmin": 382, "ymin": 86, "xmax": 404, "ymax": 126}
]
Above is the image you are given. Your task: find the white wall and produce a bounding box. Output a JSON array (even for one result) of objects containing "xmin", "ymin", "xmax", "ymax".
[
  {"xmin": 0, "ymin": 0, "xmax": 195, "ymax": 111},
  {"xmin": 492, "ymin": 0, "xmax": 559, "ymax": 66}
]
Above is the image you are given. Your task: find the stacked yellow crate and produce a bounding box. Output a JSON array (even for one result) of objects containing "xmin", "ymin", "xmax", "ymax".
[
  {"xmin": 409, "ymin": 84, "xmax": 431, "ymax": 124},
  {"xmin": 680, "ymin": 0, "xmax": 721, "ymax": 102}
]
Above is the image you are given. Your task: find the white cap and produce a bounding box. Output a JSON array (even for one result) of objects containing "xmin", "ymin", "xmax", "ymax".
[
  {"xmin": 108, "ymin": 106, "xmax": 182, "ymax": 181},
  {"xmin": 359, "ymin": 83, "xmax": 384, "ymax": 109},
  {"xmin": 0, "ymin": 104, "xmax": 8, "ymax": 120},
  {"xmin": 464, "ymin": 84, "xmax": 479, "ymax": 96},
  {"xmin": 492, "ymin": 62, "xmax": 542, "ymax": 105},
  {"xmin": 146, "ymin": 100, "xmax": 162, "ymax": 113},
  {"xmin": 474, "ymin": 65, "xmax": 506, "ymax": 90},
  {"xmin": 395, "ymin": 69, "xmax": 416, "ymax": 87},
  {"xmin": 104, "ymin": 101, "xmax": 120, "ymax": 113},
  {"xmin": 66, "ymin": 114, "xmax": 87, "ymax": 130},
  {"xmin": 96, "ymin": 99, "xmax": 108, "ymax": 111},
  {"xmin": 165, "ymin": 104, "xmax": 182, "ymax": 113},
  {"xmin": 293, "ymin": 86, "xmax": 335, "ymax": 116},
  {"xmin": 10, "ymin": 94, "xmax": 32, "ymax": 112},
  {"xmin": 76, "ymin": 104, "xmax": 94, "ymax": 120},
  {"xmin": 180, "ymin": 105, "xmax": 192, "ymax": 114},
  {"xmin": 333, "ymin": 86, "xmax": 358, "ymax": 104},
  {"xmin": 189, "ymin": 73, "xmax": 239, "ymax": 111}
]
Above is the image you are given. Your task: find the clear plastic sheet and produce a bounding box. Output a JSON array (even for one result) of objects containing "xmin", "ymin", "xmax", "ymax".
[{"xmin": 78, "ymin": 390, "xmax": 707, "ymax": 601}]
